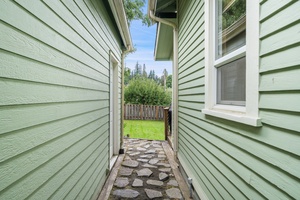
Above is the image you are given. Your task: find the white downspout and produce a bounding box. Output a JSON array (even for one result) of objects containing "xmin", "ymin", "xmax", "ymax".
[{"xmin": 149, "ymin": 10, "xmax": 179, "ymax": 157}]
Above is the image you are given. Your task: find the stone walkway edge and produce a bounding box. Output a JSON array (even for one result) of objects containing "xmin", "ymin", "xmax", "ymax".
[{"xmin": 98, "ymin": 139, "xmax": 191, "ymax": 200}]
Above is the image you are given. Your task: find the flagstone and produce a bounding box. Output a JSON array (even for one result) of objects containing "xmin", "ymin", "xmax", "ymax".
[
  {"xmin": 119, "ymin": 167, "xmax": 133, "ymax": 176},
  {"xmin": 146, "ymin": 179, "xmax": 164, "ymax": 186},
  {"xmin": 152, "ymin": 144, "xmax": 162, "ymax": 148},
  {"xmin": 137, "ymin": 158, "xmax": 149, "ymax": 163},
  {"xmin": 145, "ymin": 189, "xmax": 163, "ymax": 199},
  {"xmin": 137, "ymin": 168, "xmax": 153, "ymax": 177},
  {"xmin": 113, "ymin": 189, "xmax": 139, "ymax": 198},
  {"xmin": 158, "ymin": 168, "xmax": 172, "ymax": 172},
  {"xmin": 145, "ymin": 149, "xmax": 156, "ymax": 154},
  {"xmin": 149, "ymin": 158, "xmax": 159, "ymax": 165},
  {"xmin": 137, "ymin": 147, "xmax": 146, "ymax": 151},
  {"xmin": 142, "ymin": 164, "xmax": 158, "ymax": 168},
  {"xmin": 122, "ymin": 160, "xmax": 139, "ymax": 168},
  {"xmin": 114, "ymin": 177, "xmax": 129, "ymax": 188},
  {"xmin": 158, "ymin": 154, "xmax": 166, "ymax": 158},
  {"xmin": 159, "ymin": 172, "xmax": 169, "ymax": 181},
  {"xmin": 166, "ymin": 188, "xmax": 182, "ymax": 199},
  {"xmin": 132, "ymin": 178, "xmax": 143, "ymax": 187},
  {"xmin": 140, "ymin": 155, "xmax": 154, "ymax": 158},
  {"xmin": 129, "ymin": 152, "xmax": 140, "ymax": 156},
  {"xmin": 167, "ymin": 179, "xmax": 179, "ymax": 186}
]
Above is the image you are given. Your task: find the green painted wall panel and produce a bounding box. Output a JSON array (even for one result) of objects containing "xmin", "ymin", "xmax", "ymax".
[
  {"xmin": 260, "ymin": 23, "xmax": 300, "ymax": 56},
  {"xmin": 260, "ymin": 67, "xmax": 300, "ymax": 91},
  {"xmin": 0, "ymin": 50, "xmax": 109, "ymax": 90},
  {"xmin": 0, "ymin": 108, "xmax": 108, "ymax": 162},
  {"xmin": 259, "ymin": 92, "xmax": 300, "ymax": 112},
  {"xmin": 260, "ymin": 1, "xmax": 300, "ymax": 38},
  {"xmin": 0, "ymin": 0, "xmax": 123, "ymax": 199},
  {"xmin": 178, "ymin": 1, "xmax": 204, "ymax": 50},
  {"xmin": 0, "ymin": 22, "xmax": 106, "ymax": 82},
  {"xmin": 177, "ymin": 0, "xmax": 300, "ymax": 199},
  {"xmin": 260, "ymin": 45, "xmax": 300, "ymax": 72},
  {"xmin": 22, "ymin": 129, "xmax": 108, "ymax": 200},
  {"xmin": 260, "ymin": 0, "xmax": 295, "ymax": 21}
]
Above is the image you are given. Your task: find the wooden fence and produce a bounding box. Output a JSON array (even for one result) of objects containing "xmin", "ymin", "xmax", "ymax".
[{"xmin": 124, "ymin": 104, "xmax": 164, "ymax": 120}]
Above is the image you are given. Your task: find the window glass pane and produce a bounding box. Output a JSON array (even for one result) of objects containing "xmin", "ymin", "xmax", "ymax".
[
  {"xmin": 217, "ymin": 57, "xmax": 246, "ymax": 105},
  {"xmin": 216, "ymin": 0, "xmax": 246, "ymax": 59}
]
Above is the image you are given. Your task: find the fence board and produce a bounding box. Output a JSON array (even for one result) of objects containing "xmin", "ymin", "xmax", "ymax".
[{"xmin": 124, "ymin": 104, "xmax": 165, "ymax": 120}]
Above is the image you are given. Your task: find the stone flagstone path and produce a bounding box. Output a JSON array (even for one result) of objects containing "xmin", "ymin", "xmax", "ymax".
[{"xmin": 109, "ymin": 139, "xmax": 184, "ymax": 199}]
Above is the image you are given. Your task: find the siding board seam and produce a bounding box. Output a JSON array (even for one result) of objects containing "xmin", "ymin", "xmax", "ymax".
[
  {"xmin": 0, "ymin": 114, "xmax": 107, "ymax": 165},
  {"xmin": 13, "ymin": 1, "xmax": 109, "ymax": 71},
  {"xmin": 179, "ymin": 117, "xmax": 295, "ymax": 199},
  {"xmin": 178, "ymin": 1, "xmax": 204, "ymax": 49},
  {"xmin": 0, "ymin": 107, "xmax": 108, "ymax": 136},
  {"xmin": 260, "ymin": 41, "xmax": 300, "ymax": 57},
  {"xmin": 0, "ymin": 48, "xmax": 108, "ymax": 84},
  {"xmin": 260, "ymin": 19, "xmax": 300, "ymax": 40},
  {"xmin": 260, "ymin": 1, "xmax": 297, "ymax": 22},
  {"xmin": 178, "ymin": 48, "xmax": 205, "ymax": 69},
  {"xmin": 26, "ymin": 132, "xmax": 106, "ymax": 199},
  {"xmin": 0, "ymin": 121, "xmax": 108, "ymax": 197},
  {"xmin": 42, "ymin": 1, "xmax": 109, "ymax": 63},
  {"xmin": 0, "ymin": 77, "xmax": 108, "ymax": 92},
  {"xmin": 178, "ymin": 136, "xmax": 221, "ymax": 199},
  {"xmin": 179, "ymin": 111, "xmax": 300, "ymax": 177},
  {"xmin": 179, "ymin": 126, "xmax": 246, "ymax": 199},
  {"xmin": 0, "ymin": 20, "xmax": 108, "ymax": 78}
]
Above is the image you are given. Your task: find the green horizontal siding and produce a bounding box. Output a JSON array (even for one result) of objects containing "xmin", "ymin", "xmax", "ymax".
[
  {"xmin": 178, "ymin": 0, "xmax": 300, "ymax": 199},
  {"xmin": 0, "ymin": 0, "xmax": 122, "ymax": 199}
]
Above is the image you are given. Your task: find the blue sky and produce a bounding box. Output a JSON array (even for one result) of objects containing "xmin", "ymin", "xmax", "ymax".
[{"xmin": 125, "ymin": 3, "xmax": 172, "ymax": 76}]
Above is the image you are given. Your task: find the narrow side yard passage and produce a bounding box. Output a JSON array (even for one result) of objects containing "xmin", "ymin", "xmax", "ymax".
[{"xmin": 99, "ymin": 139, "xmax": 190, "ymax": 199}]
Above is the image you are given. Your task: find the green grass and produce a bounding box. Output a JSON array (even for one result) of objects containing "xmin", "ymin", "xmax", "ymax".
[{"xmin": 124, "ymin": 120, "xmax": 165, "ymax": 140}]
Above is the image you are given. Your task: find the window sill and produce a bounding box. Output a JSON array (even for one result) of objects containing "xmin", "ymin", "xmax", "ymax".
[{"xmin": 202, "ymin": 108, "xmax": 262, "ymax": 127}]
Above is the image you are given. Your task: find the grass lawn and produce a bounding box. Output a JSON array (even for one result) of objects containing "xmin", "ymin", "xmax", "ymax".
[{"xmin": 124, "ymin": 120, "xmax": 165, "ymax": 141}]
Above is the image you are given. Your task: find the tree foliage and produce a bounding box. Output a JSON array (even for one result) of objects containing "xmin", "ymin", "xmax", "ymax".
[
  {"xmin": 123, "ymin": 0, "xmax": 151, "ymax": 26},
  {"xmin": 124, "ymin": 67, "xmax": 131, "ymax": 85},
  {"xmin": 166, "ymin": 75, "xmax": 172, "ymax": 88},
  {"xmin": 222, "ymin": 0, "xmax": 246, "ymax": 29},
  {"xmin": 125, "ymin": 77, "xmax": 171, "ymax": 106}
]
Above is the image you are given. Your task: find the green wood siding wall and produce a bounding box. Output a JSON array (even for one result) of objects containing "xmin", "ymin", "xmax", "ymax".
[
  {"xmin": 177, "ymin": 0, "xmax": 300, "ymax": 199},
  {"xmin": 0, "ymin": 0, "xmax": 122, "ymax": 199}
]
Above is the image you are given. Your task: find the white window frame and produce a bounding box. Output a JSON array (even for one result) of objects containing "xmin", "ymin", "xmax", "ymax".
[{"xmin": 202, "ymin": 0, "xmax": 261, "ymax": 127}]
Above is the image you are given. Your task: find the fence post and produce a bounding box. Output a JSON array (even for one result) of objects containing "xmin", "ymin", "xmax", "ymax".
[
  {"xmin": 124, "ymin": 104, "xmax": 127, "ymax": 120},
  {"xmin": 163, "ymin": 107, "xmax": 169, "ymax": 140},
  {"xmin": 140, "ymin": 105, "xmax": 143, "ymax": 120}
]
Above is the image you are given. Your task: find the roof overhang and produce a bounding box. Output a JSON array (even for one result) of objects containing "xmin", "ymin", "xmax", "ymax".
[
  {"xmin": 154, "ymin": 20, "xmax": 174, "ymax": 61},
  {"xmin": 148, "ymin": 0, "xmax": 176, "ymax": 61},
  {"xmin": 108, "ymin": 0, "xmax": 133, "ymax": 52}
]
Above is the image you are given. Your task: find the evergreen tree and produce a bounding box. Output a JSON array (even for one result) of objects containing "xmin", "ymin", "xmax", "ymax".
[
  {"xmin": 134, "ymin": 61, "xmax": 142, "ymax": 76},
  {"xmin": 166, "ymin": 75, "xmax": 172, "ymax": 88},
  {"xmin": 142, "ymin": 64, "xmax": 147, "ymax": 78},
  {"xmin": 124, "ymin": 67, "xmax": 131, "ymax": 85}
]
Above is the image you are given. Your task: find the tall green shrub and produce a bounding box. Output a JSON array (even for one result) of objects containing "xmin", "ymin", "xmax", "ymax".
[{"xmin": 125, "ymin": 77, "xmax": 171, "ymax": 106}]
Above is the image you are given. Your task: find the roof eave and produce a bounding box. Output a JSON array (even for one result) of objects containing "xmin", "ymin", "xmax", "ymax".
[
  {"xmin": 148, "ymin": 0, "xmax": 157, "ymax": 24},
  {"xmin": 108, "ymin": 0, "xmax": 133, "ymax": 51}
]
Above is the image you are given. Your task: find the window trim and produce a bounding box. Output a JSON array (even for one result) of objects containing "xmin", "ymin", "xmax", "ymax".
[{"xmin": 202, "ymin": 0, "xmax": 261, "ymax": 127}]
